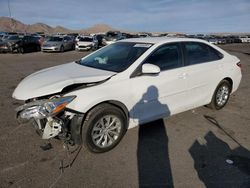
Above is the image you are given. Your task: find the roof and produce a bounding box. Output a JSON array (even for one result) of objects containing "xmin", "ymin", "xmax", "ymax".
[{"xmin": 122, "ymin": 37, "xmax": 207, "ymax": 45}]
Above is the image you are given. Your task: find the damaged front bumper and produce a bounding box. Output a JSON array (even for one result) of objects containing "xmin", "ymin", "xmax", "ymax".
[{"xmin": 15, "ymin": 95, "xmax": 84, "ymax": 144}]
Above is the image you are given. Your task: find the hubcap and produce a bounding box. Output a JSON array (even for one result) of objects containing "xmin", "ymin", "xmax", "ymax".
[
  {"xmin": 216, "ymin": 85, "xmax": 229, "ymax": 106},
  {"xmin": 91, "ymin": 115, "xmax": 121, "ymax": 148}
]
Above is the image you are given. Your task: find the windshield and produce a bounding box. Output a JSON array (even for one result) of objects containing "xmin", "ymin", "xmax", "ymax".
[
  {"xmin": 79, "ymin": 42, "xmax": 152, "ymax": 72},
  {"xmin": 48, "ymin": 37, "xmax": 63, "ymax": 42},
  {"xmin": 79, "ymin": 37, "xmax": 93, "ymax": 42}
]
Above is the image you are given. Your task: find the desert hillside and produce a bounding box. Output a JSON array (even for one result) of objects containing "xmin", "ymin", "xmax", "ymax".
[{"xmin": 0, "ymin": 17, "xmax": 115, "ymax": 34}]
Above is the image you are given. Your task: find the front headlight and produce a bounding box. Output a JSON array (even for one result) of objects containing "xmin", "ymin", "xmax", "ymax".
[
  {"xmin": 16, "ymin": 96, "xmax": 76, "ymax": 120},
  {"xmin": 52, "ymin": 43, "xmax": 59, "ymax": 47}
]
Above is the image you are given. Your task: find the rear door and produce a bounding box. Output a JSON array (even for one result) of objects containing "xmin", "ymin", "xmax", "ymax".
[{"xmin": 182, "ymin": 42, "xmax": 224, "ymax": 109}]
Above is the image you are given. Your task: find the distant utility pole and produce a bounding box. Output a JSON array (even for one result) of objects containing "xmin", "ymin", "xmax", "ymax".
[{"xmin": 7, "ymin": 0, "xmax": 14, "ymax": 32}]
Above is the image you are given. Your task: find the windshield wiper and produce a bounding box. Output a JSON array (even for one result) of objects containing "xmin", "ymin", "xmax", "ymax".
[{"xmin": 75, "ymin": 59, "xmax": 81, "ymax": 64}]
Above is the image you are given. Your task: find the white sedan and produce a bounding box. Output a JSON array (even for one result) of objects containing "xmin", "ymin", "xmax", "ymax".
[
  {"xmin": 13, "ymin": 37, "xmax": 242, "ymax": 153},
  {"xmin": 75, "ymin": 36, "xmax": 98, "ymax": 51}
]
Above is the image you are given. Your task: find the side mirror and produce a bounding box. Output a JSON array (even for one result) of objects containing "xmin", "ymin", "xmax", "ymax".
[{"xmin": 142, "ymin": 64, "xmax": 160, "ymax": 75}]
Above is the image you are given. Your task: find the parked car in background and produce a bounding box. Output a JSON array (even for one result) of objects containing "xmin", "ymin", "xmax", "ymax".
[
  {"xmin": 41, "ymin": 36, "xmax": 75, "ymax": 52},
  {"xmin": 93, "ymin": 34, "xmax": 105, "ymax": 48},
  {"xmin": 75, "ymin": 35, "xmax": 82, "ymax": 42},
  {"xmin": 217, "ymin": 38, "xmax": 226, "ymax": 44},
  {"xmin": 0, "ymin": 32, "xmax": 7, "ymax": 40},
  {"xmin": 5, "ymin": 35, "xmax": 20, "ymax": 43},
  {"xmin": 102, "ymin": 31, "xmax": 124, "ymax": 45},
  {"xmin": 223, "ymin": 36, "xmax": 234, "ymax": 44},
  {"xmin": 205, "ymin": 37, "xmax": 219, "ymax": 44},
  {"xmin": 0, "ymin": 39, "xmax": 8, "ymax": 52},
  {"xmin": 1, "ymin": 35, "xmax": 10, "ymax": 42},
  {"xmin": 13, "ymin": 37, "xmax": 241, "ymax": 153},
  {"xmin": 75, "ymin": 36, "xmax": 98, "ymax": 51},
  {"xmin": 231, "ymin": 36, "xmax": 242, "ymax": 43},
  {"xmin": 0, "ymin": 35, "xmax": 20, "ymax": 53},
  {"xmin": 137, "ymin": 32, "xmax": 152, "ymax": 38},
  {"xmin": 9, "ymin": 35, "xmax": 41, "ymax": 53},
  {"xmin": 239, "ymin": 36, "xmax": 250, "ymax": 43}
]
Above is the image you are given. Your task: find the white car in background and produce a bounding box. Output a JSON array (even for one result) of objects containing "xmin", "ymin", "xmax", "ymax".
[
  {"xmin": 13, "ymin": 37, "xmax": 242, "ymax": 153},
  {"xmin": 239, "ymin": 36, "xmax": 250, "ymax": 43},
  {"xmin": 75, "ymin": 36, "xmax": 98, "ymax": 51}
]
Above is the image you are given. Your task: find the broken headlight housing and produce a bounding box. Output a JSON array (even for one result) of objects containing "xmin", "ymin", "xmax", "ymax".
[{"xmin": 16, "ymin": 96, "xmax": 76, "ymax": 120}]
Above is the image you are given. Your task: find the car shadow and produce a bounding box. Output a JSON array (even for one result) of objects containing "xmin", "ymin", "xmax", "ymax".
[
  {"xmin": 130, "ymin": 86, "xmax": 174, "ymax": 187},
  {"xmin": 189, "ymin": 116, "xmax": 250, "ymax": 188}
]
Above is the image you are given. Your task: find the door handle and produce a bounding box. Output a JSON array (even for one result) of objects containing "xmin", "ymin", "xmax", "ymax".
[{"xmin": 178, "ymin": 73, "xmax": 188, "ymax": 79}]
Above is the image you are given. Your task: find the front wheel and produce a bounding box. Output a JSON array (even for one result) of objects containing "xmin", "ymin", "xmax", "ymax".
[
  {"xmin": 208, "ymin": 80, "xmax": 231, "ymax": 110},
  {"xmin": 18, "ymin": 47, "xmax": 24, "ymax": 54},
  {"xmin": 60, "ymin": 45, "xmax": 64, "ymax": 52},
  {"xmin": 82, "ymin": 104, "xmax": 127, "ymax": 153}
]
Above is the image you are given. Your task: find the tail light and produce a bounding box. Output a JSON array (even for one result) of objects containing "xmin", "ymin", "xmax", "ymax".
[{"xmin": 236, "ymin": 62, "xmax": 242, "ymax": 68}]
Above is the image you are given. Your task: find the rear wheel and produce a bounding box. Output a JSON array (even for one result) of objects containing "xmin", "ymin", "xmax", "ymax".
[
  {"xmin": 82, "ymin": 104, "xmax": 127, "ymax": 153},
  {"xmin": 208, "ymin": 80, "xmax": 231, "ymax": 110}
]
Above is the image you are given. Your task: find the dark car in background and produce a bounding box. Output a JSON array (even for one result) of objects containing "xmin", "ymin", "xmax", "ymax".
[
  {"xmin": 102, "ymin": 31, "xmax": 124, "ymax": 46},
  {"xmin": 94, "ymin": 34, "xmax": 104, "ymax": 48},
  {"xmin": 10, "ymin": 35, "xmax": 41, "ymax": 53}
]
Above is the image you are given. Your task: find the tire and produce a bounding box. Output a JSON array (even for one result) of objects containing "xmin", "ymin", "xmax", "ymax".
[
  {"xmin": 91, "ymin": 45, "xmax": 97, "ymax": 51},
  {"xmin": 36, "ymin": 45, "xmax": 41, "ymax": 52},
  {"xmin": 19, "ymin": 47, "xmax": 24, "ymax": 54},
  {"xmin": 82, "ymin": 104, "xmax": 127, "ymax": 153},
  {"xmin": 9, "ymin": 46, "xmax": 14, "ymax": 53},
  {"xmin": 208, "ymin": 80, "xmax": 232, "ymax": 110},
  {"xmin": 60, "ymin": 45, "xmax": 64, "ymax": 52}
]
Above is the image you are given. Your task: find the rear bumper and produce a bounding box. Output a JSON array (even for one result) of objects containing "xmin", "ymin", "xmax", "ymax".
[{"xmin": 232, "ymin": 72, "xmax": 242, "ymax": 93}]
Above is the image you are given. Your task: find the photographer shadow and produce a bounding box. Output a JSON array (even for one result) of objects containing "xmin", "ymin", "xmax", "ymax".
[
  {"xmin": 189, "ymin": 116, "xmax": 250, "ymax": 188},
  {"xmin": 131, "ymin": 86, "xmax": 174, "ymax": 188}
]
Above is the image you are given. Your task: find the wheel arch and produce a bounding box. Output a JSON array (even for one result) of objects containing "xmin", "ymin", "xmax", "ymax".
[
  {"xmin": 223, "ymin": 77, "xmax": 233, "ymax": 92},
  {"xmin": 84, "ymin": 100, "xmax": 130, "ymax": 128},
  {"xmin": 207, "ymin": 77, "xmax": 233, "ymax": 110},
  {"xmin": 70, "ymin": 99, "xmax": 130, "ymax": 145},
  {"xmin": 208, "ymin": 77, "xmax": 233, "ymax": 106}
]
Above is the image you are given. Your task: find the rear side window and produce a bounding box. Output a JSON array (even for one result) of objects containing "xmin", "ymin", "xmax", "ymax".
[
  {"xmin": 184, "ymin": 42, "xmax": 223, "ymax": 65},
  {"xmin": 145, "ymin": 43, "xmax": 182, "ymax": 71}
]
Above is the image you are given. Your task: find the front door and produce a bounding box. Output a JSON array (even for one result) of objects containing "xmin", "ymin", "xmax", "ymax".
[{"xmin": 130, "ymin": 43, "xmax": 188, "ymax": 124}]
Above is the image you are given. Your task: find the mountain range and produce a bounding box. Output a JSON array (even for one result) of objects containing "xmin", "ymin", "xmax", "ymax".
[{"xmin": 0, "ymin": 17, "xmax": 115, "ymax": 34}]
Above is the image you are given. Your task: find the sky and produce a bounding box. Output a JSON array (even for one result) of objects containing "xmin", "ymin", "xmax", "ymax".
[{"xmin": 0, "ymin": 0, "xmax": 250, "ymax": 33}]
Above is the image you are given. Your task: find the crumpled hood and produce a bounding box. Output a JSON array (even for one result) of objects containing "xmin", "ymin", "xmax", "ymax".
[{"xmin": 12, "ymin": 62, "xmax": 115, "ymax": 100}]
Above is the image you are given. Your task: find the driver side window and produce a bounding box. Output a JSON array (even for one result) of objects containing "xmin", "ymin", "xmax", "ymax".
[{"xmin": 146, "ymin": 43, "xmax": 182, "ymax": 71}]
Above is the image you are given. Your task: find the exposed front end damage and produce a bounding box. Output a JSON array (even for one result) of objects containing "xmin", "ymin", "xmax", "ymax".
[
  {"xmin": 12, "ymin": 62, "xmax": 115, "ymax": 146},
  {"xmin": 15, "ymin": 95, "xmax": 84, "ymax": 145}
]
